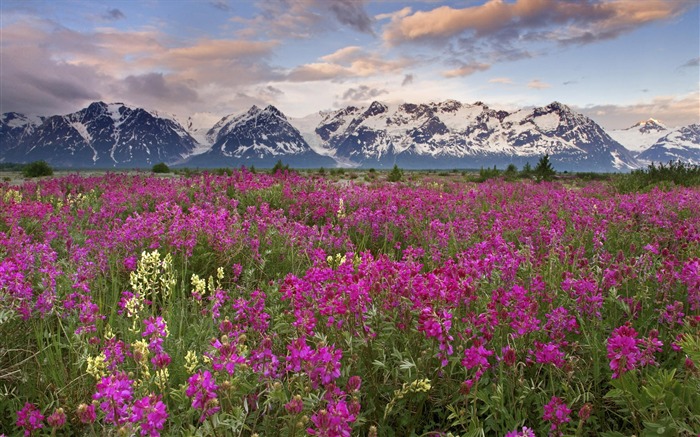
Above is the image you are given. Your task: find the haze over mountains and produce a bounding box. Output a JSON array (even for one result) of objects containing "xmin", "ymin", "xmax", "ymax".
[{"xmin": 1, "ymin": 100, "xmax": 698, "ymax": 172}]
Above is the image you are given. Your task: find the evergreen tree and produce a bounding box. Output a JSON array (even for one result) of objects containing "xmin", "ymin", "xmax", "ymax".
[
  {"xmin": 534, "ymin": 154, "xmax": 556, "ymax": 182},
  {"xmin": 387, "ymin": 164, "xmax": 403, "ymax": 182}
]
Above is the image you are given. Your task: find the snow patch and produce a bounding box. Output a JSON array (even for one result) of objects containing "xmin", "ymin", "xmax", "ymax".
[{"xmin": 532, "ymin": 112, "xmax": 560, "ymax": 132}]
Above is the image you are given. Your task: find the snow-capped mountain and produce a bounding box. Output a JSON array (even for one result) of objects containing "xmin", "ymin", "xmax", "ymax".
[
  {"xmin": 0, "ymin": 113, "xmax": 45, "ymax": 158},
  {"xmin": 0, "ymin": 102, "xmax": 199, "ymax": 167},
  {"xmin": 637, "ymin": 124, "xmax": 700, "ymax": 165},
  {"xmin": 294, "ymin": 100, "xmax": 638, "ymax": 171},
  {"xmin": 186, "ymin": 105, "xmax": 336, "ymax": 168},
  {"xmin": 609, "ymin": 119, "xmax": 669, "ymax": 154},
  {"xmin": 4, "ymin": 99, "xmax": 697, "ymax": 171}
]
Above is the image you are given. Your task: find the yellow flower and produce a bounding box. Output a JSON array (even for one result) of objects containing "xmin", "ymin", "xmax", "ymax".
[
  {"xmin": 86, "ymin": 353, "xmax": 107, "ymax": 380},
  {"xmin": 185, "ymin": 350, "xmax": 199, "ymax": 374}
]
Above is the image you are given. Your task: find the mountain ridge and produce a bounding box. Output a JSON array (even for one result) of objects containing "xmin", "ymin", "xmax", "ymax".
[{"xmin": 2, "ymin": 100, "xmax": 699, "ymax": 171}]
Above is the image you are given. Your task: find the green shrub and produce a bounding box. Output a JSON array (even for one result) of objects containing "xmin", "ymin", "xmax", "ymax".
[
  {"xmin": 615, "ymin": 161, "xmax": 700, "ymax": 193},
  {"xmin": 152, "ymin": 162, "xmax": 170, "ymax": 173},
  {"xmin": 472, "ymin": 165, "xmax": 500, "ymax": 182},
  {"xmin": 504, "ymin": 163, "xmax": 518, "ymax": 180},
  {"xmin": 22, "ymin": 160, "xmax": 53, "ymax": 178},
  {"xmin": 387, "ymin": 164, "xmax": 403, "ymax": 182}
]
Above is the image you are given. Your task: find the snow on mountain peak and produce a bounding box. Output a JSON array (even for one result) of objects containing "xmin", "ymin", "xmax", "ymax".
[{"xmin": 609, "ymin": 117, "xmax": 670, "ymax": 153}]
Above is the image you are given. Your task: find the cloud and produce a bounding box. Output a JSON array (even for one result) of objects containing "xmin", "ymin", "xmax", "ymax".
[
  {"xmin": 326, "ymin": 0, "xmax": 374, "ymax": 34},
  {"xmin": 442, "ymin": 62, "xmax": 490, "ymax": 78},
  {"xmin": 527, "ymin": 79, "xmax": 550, "ymax": 89},
  {"xmin": 164, "ymin": 39, "xmax": 276, "ymax": 64},
  {"xmin": 286, "ymin": 63, "xmax": 349, "ymax": 82},
  {"xmin": 121, "ymin": 73, "xmax": 199, "ymax": 102},
  {"xmin": 103, "ymin": 9, "xmax": 125, "ymax": 21},
  {"xmin": 0, "ymin": 20, "xmax": 107, "ymax": 115},
  {"xmin": 680, "ymin": 57, "xmax": 700, "ymax": 68},
  {"xmin": 0, "ymin": 16, "xmax": 280, "ymax": 117},
  {"xmin": 380, "ymin": 0, "xmax": 693, "ymax": 73},
  {"xmin": 24, "ymin": 75, "xmax": 101, "ymax": 101},
  {"xmin": 237, "ymin": 0, "xmax": 374, "ymax": 38},
  {"xmin": 577, "ymin": 91, "xmax": 700, "ymax": 129},
  {"xmin": 286, "ymin": 48, "xmax": 412, "ymax": 82},
  {"xmin": 209, "ymin": 1, "xmax": 230, "ymax": 11},
  {"xmin": 382, "ymin": 0, "xmax": 691, "ymax": 46},
  {"xmin": 257, "ymin": 85, "xmax": 284, "ymax": 100},
  {"xmin": 401, "ymin": 74, "xmax": 414, "ymax": 86},
  {"xmin": 340, "ymin": 85, "xmax": 388, "ymax": 102},
  {"xmin": 489, "ymin": 77, "xmax": 514, "ymax": 85},
  {"xmin": 321, "ymin": 46, "xmax": 363, "ymax": 64}
]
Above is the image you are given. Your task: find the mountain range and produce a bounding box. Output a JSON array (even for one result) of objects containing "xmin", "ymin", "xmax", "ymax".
[{"xmin": 2, "ymin": 100, "xmax": 698, "ymax": 171}]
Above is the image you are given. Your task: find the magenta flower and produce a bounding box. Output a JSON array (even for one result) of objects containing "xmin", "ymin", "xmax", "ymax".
[
  {"xmin": 16, "ymin": 402, "xmax": 44, "ymax": 436},
  {"xmin": 186, "ymin": 370, "xmax": 220, "ymax": 422},
  {"xmin": 151, "ymin": 352, "xmax": 171, "ymax": 369},
  {"xmin": 543, "ymin": 396, "xmax": 571, "ymax": 436},
  {"xmin": 500, "ymin": 346, "xmax": 517, "ymax": 367},
  {"xmin": 102, "ymin": 337, "xmax": 129, "ymax": 370},
  {"xmin": 123, "ymin": 255, "xmax": 138, "ymax": 271},
  {"xmin": 417, "ymin": 307, "xmax": 454, "ymax": 366},
  {"xmin": 606, "ymin": 323, "xmax": 641, "ymax": 378},
  {"xmin": 346, "ymin": 375, "xmax": 362, "ymax": 393},
  {"xmin": 142, "ymin": 316, "xmax": 168, "ymax": 353},
  {"xmin": 76, "ymin": 403, "xmax": 97, "ymax": 424},
  {"xmin": 307, "ymin": 399, "xmax": 357, "ymax": 437},
  {"xmin": 46, "ymin": 407, "xmax": 66, "ymax": 429},
  {"xmin": 639, "ymin": 329, "xmax": 663, "ymax": 367},
  {"xmin": 532, "ymin": 341, "xmax": 567, "ymax": 368},
  {"xmin": 93, "ymin": 371, "xmax": 134, "ymax": 425},
  {"xmin": 208, "ymin": 336, "xmax": 245, "ymax": 375},
  {"xmin": 284, "ymin": 395, "xmax": 304, "ymax": 415},
  {"xmin": 308, "ymin": 345, "xmax": 343, "ymax": 388},
  {"xmin": 285, "ymin": 337, "xmax": 313, "ymax": 372},
  {"xmin": 131, "ymin": 394, "xmax": 168, "ymax": 437},
  {"xmin": 505, "ymin": 426, "xmax": 536, "ymax": 437},
  {"xmin": 462, "ymin": 344, "xmax": 493, "ymax": 381}
]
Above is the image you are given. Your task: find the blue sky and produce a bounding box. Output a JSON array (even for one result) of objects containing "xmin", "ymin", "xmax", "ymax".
[{"xmin": 1, "ymin": 0, "xmax": 698, "ymax": 129}]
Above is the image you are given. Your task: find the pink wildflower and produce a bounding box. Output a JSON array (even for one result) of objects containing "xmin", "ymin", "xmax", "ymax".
[
  {"xmin": 16, "ymin": 402, "xmax": 44, "ymax": 436},
  {"xmin": 543, "ymin": 396, "xmax": 571, "ymax": 436},
  {"xmin": 186, "ymin": 370, "xmax": 219, "ymax": 422},
  {"xmin": 131, "ymin": 394, "xmax": 168, "ymax": 437}
]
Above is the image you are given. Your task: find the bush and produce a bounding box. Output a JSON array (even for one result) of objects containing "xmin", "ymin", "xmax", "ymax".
[
  {"xmin": 152, "ymin": 162, "xmax": 170, "ymax": 173},
  {"xmin": 472, "ymin": 165, "xmax": 501, "ymax": 182},
  {"xmin": 615, "ymin": 160, "xmax": 700, "ymax": 193},
  {"xmin": 22, "ymin": 160, "xmax": 53, "ymax": 178}
]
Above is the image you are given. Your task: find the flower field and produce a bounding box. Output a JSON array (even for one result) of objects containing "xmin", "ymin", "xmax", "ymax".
[{"xmin": 1, "ymin": 170, "xmax": 699, "ymax": 436}]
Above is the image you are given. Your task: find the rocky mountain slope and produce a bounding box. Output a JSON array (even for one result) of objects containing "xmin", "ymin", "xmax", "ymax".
[
  {"xmin": 637, "ymin": 124, "xmax": 700, "ymax": 165},
  {"xmin": 1, "ymin": 102, "xmax": 199, "ymax": 168}
]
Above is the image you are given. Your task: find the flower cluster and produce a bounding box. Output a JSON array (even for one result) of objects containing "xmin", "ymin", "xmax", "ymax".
[{"xmin": 4, "ymin": 170, "xmax": 700, "ymax": 436}]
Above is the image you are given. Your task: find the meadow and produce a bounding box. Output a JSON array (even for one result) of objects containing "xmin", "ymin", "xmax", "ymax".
[{"xmin": 1, "ymin": 168, "xmax": 699, "ymax": 436}]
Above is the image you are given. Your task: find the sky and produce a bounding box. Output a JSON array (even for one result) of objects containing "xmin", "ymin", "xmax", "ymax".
[{"xmin": 1, "ymin": 0, "xmax": 698, "ymax": 129}]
